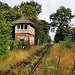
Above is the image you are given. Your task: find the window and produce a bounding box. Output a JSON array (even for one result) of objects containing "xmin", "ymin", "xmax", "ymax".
[
  {"xmin": 24, "ymin": 24, "xmax": 27, "ymax": 29},
  {"xmin": 18, "ymin": 24, "xmax": 27, "ymax": 30},
  {"xmin": 17, "ymin": 24, "xmax": 20, "ymax": 29},
  {"xmin": 21, "ymin": 24, "xmax": 23, "ymax": 29},
  {"xmin": 25, "ymin": 25, "xmax": 27, "ymax": 29}
]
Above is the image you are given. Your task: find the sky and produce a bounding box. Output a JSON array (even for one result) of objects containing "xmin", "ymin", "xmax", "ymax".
[{"xmin": 0, "ymin": 0, "xmax": 75, "ymax": 40}]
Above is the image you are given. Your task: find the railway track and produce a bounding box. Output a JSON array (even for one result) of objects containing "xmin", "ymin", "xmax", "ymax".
[
  {"xmin": 1, "ymin": 44, "xmax": 53, "ymax": 75},
  {"xmin": 29, "ymin": 44, "xmax": 52, "ymax": 75}
]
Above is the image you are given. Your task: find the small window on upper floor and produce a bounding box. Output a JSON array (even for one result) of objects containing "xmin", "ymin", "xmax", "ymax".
[
  {"xmin": 17, "ymin": 24, "xmax": 20, "ymax": 29},
  {"xmin": 21, "ymin": 24, "xmax": 23, "ymax": 29},
  {"xmin": 24, "ymin": 24, "xmax": 27, "ymax": 29},
  {"xmin": 25, "ymin": 25, "xmax": 27, "ymax": 29}
]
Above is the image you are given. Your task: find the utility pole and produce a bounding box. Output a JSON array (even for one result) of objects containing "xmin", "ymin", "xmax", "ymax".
[{"xmin": 37, "ymin": 39, "xmax": 39, "ymax": 46}]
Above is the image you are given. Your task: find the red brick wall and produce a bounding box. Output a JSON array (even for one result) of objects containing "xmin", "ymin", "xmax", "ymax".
[{"xmin": 15, "ymin": 33, "xmax": 35, "ymax": 45}]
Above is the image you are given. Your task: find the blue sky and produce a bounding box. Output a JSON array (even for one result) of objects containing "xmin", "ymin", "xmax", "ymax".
[{"xmin": 0, "ymin": 0, "xmax": 75, "ymax": 40}]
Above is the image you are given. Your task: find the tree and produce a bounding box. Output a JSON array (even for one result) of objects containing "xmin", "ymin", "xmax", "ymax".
[
  {"xmin": 13, "ymin": 5, "xmax": 19, "ymax": 11},
  {"xmin": 40, "ymin": 20, "xmax": 51, "ymax": 43},
  {"xmin": 3, "ymin": 9, "xmax": 22, "ymax": 21},
  {"xmin": 0, "ymin": 1, "xmax": 10, "ymax": 11},
  {"xmin": 0, "ymin": 1, "xmax": 13, "ymax": 60},
  {"xmin": 50, "ymin": 6, "xmax": 74, "ymax": 42},
  {"xmin": 0, "ymin": 14, "xmax": 12, "ymax": 60},
  {"xmin": 35, "ymin": 20, "xmax": 51, "ymax": 45},
  {"xmin": 0, "ymin": 1, "xmax": 21, "ymax": 22},
  {"xmin": 20, "ymin": 1, "xmax": 42, "ymax": 15},
  {"xmin": 20, "ymin": 5, "xmax": 38, "ymax": 23},
  {"xmin": 41, "ymin": 20, "xmax": 50, "ymax": 34}
]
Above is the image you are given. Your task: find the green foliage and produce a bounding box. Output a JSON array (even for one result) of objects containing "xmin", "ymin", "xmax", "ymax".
[
  {"xmin": 50, "ymin": 6, "xmax": 74, "ymax": 42},
  {"xmin": 13, "ymin": 41, "xmax": 19, "ymax": 50},
  {"xmin": 13, "ymin": 5, "xmax": 19, "ymax": 11},
  {"xmin": 20, "ymin": 1, "xmax": 42, "ymax": 15},
  {"xmin": 0, "ymin": 1, "xmax": 22, "ymax": 22},
  {"xmin": 26, "ymin": 45, "xmax": 31, "ymax": 50},
  {"xmin": 2, "ymin": 9, "xmax": 22, "ymax": 21},
  {"xmin": 0, "ymin": 1, "xmax": 10, "ymax": 11},
  {"xmin": 15, "ymin": 0, "xmax": 42, "ymax": 23},
  {"xmin": 0, "ymin": 1, "xmax": 50, "ymax": 60},
  {"xmin": 59, "ymin": 36, "xmax": 75, "ymax": 48},
  {"xmin": 0, "ymin": 2, "xmax": 13, "ymax": 60},
  {"xmin": 0, "ymin": 1, "xmax": 42, "ymax": 23},
  {"xmin": 12, "ymin": 1, "xmax": 42, "ymax": 23},
  {"xmin": 35, "ymin": 20, "xmax": 51, "ymax": 45},
  {"xmin": 0, "ymin": 15, "xmax": 12, "ymax": 60},
  {"xmin": 20, "ymin": 4, "xmax": 38, "ymax": 23},
  {"xmin": 9, "ymin": 40, "xmax": 31, "ymax": 50}
]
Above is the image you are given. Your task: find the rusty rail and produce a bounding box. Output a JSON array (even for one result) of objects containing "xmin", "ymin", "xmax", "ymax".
[
  {"xmin": 29, "ymin": 44, "xmax": 52, "ymax": 75},
  {"xmin": 1, "ymin": 44, "xmax": 50, "ymax": 75}
]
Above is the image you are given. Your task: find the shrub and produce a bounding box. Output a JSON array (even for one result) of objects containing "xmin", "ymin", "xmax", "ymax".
[
  {"xmin": 9, "ymin": 40, "xmax": 31, "ymax": 50},
  {"xmin": 59, "ymin": 36, "xmax": 75, "ymax": 48},
  {"xmin": 20, "ymin": 41, "xmax": 28, "ymax": 49}
]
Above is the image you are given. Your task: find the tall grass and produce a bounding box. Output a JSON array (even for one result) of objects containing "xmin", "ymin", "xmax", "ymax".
[
  {"xmin": 0, "ymin": 43, "xmax": 74, "ymax": 74},
  {"xmin": 0, "ymin": 44, "xmax": 45, "ymax": 73},
  {"xmin": 35, "ymin": 43, "xmax": 75, "ymax": 75}
]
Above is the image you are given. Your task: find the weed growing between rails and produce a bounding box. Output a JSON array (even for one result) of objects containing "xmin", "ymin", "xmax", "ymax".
[
  {"xmin": 0, "ymin": 44, "xmax": 45, "ymax": 74},
  {"xmin": 1, "ymin": 44, "xmax": 51, "ymax": 75},
  {"xmin": 1, "ymin": 43, "xmax": 74, "ymax": 75},
  {"xmin": 29, "ymin": 44, "xmax": 52, "ymax": 75}
]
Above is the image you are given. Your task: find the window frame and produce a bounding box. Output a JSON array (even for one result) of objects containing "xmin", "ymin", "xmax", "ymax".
[
  {"xmin": 21, "ymin": 24, "xmax": 23, "ymax": 29},
  {"xmin": 23, "ymin": 24, "xmax": 27, "ymax": 29},
  {"xmin": 17, "ymin": 24, "xmax": 20, "ymax": 29},
  {"xmin": 17, "ymin": 24, "xmax": 28, "ymax": 30}
]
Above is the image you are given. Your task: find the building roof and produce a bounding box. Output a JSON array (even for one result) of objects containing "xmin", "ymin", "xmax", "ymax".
[
  {"xmin": 16, "ymin": 17, "xmax": 31, "ymax": 23},
  {"xmin": 16, "ymin": 17, "xmax": 36, "ymax": 28}
]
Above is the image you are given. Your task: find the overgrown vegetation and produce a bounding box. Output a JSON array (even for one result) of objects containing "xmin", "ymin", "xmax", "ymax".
[
  {"xmin": 9, "ymin": 40, "xmax": 31, "ymax": 50},
  {"xmin": 59, "ymin": 36, "xmax": 75, "ymax": 48},
  {"xmin": 0, "ymin": 11, "xmax": 12, "ymax": 60},
  {"xmin": 34, "ymin": 43, "xmax": 75, "ymax": 75},
  {"xmin": 0, "ymin": 1, "xmax": 51, "ymax": 60},
  {"xmin": 1, "ymin": 43, "xmax": 74, "ymax": 75},
  {"xmin": 0, "ymin": 0, "xmax": 75, "ymax": 74},
  {"xmin": 0, "ymin": 44, "xmax": 45, "ymax": 73}
]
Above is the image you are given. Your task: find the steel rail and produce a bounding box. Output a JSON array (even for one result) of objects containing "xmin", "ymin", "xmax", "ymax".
[
  {"xmin": 1, "ymin": 44, "xmax": 50, "ymax": 75},
  {"xmin": 28, "ymin": 44, "xmax": 52, "ymax": 75}
]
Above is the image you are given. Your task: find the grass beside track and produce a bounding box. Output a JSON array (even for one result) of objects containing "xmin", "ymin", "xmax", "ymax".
[
  {"xmin": 0, "ymin": 43, "xmax": 75, "ymax": 75},
  {"xmin": 34, "ymin": 43, "xmax": 75, "ymax": 75},
  {"xmin": 5, "ymin": 44, "xmax": 52, "ymax": 75},
  {"xmin": 0, "ymin": 44, "xmax": 46, "ymax": 73}
]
